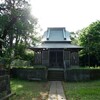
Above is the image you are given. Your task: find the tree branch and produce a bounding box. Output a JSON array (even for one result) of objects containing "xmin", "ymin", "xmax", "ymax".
[
  {"xmin": 1, "ymin": 16, "xmax": 19, "ymax": 40},
  {"xmin": 0, "ymin": 7, "xmax": 6, "ymax": 10}
]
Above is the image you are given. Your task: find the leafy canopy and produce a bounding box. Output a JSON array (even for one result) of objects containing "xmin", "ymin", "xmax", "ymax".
[
  {"xmin": 78, "ymin": 20, "xmax": 100, "ymax": 65},
  {"xmin": 0, "ymin": 0, "xmax": 40, "ymax": 67}
]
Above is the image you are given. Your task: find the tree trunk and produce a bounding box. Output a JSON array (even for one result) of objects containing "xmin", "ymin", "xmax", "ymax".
[{"xmin": 0, "ymin": 41, "xmax": 3, "ymax": 56}]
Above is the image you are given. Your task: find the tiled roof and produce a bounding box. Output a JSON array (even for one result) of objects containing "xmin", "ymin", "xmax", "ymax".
[
  {"xmin": 31, "ymin": 27, "xmax": 82, "ymax": 49},
  {"xmin": 33, "ymin": 43, "xmax": 82, "ymax": 49},
  {"xmin": 42, "ymin": 27, "xmax": 71, "ymax": 42}
]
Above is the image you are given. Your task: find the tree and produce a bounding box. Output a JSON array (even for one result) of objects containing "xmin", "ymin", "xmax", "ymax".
[
  {"xmin": 0, "ymin": 0, "xmax": 39, "ymax": 56},
  {"xmin": 0, "ymin": 0, "xmax": 40, "ymax": 68},
  {"xmin": 78, "ymin": 20, "xmax": 100, "ymax": 66},
  {"xmin": 70, "ymin": 31, "xmax": 80, "ymax": 45}
]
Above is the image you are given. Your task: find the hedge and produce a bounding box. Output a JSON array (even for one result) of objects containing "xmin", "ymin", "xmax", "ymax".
[
  {"xmin": 65, "ymin": 69, "xmax": 100, "ymax": 81},
  {"xmin": 11, "ymin": 67, "xmax": 48, "ymax": 81}
]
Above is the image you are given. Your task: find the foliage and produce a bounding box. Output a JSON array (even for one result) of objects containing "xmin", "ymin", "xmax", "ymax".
[
  {"xmin": 78, "ymin": 20, "xmax": 100, "ymax": 66},
  {"xmin": 0, "ymin": 0, "xmax": 40, "ymax": 68},
  {"xmin": 10, "ymin": 79, "xmax": 49, "ymax": 100},
  {"xmin": 11, "ymin": 63, "xmax": 47, "ymax": 69},
  {"xmin": 70, "ymin": 31, "xmax": 80, "ymax": 45},
  {"xmin": 63, "ymin": 80, "xmax": 100, "ymax": 100},
  {"xmin": 14, "ymin": 43, "xmax": 35, "ymax": 65},
  {"xmin": 11, "ymin": 59, "xmax": 30, "ymax": 68}
]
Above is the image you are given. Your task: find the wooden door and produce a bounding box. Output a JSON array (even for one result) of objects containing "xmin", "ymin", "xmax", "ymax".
[{"xmin": 49, "ymin": 50, "xmax": 63, "ymax": 67}]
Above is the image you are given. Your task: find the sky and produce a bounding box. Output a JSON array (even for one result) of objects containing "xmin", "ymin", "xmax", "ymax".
[{"xmin": 31, "ymin": 0, "xmax": 100, "ymax": 32}]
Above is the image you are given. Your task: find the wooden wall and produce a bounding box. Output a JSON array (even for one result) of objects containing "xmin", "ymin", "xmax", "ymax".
[
  {"xmin": 34, "ymin": 50, "xmax": 49, "ymax": 66},
  {"xmin": 70, "ymin": 52, "xmax": 79, "ymax": 66},
  {"xmin": 34, "ymin": 49, "xmax": 79, "ymax": 68},
  {"xmin": 34, "ymin": 52, "xmax": 42, "ymax": 64},
  {"xmin": 64, "ymin": 50, "xmax": 79, "ymax": 68},
  {"xmin": 42, "ymin": 50, "xmax": 49, "ymax": 66}
]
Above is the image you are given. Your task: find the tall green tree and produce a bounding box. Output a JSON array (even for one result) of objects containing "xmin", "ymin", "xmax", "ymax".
[
  {"xmin": 0, "ymin": 0, "xmax": 39, "ymax": 56},
  {"xmin": 0, "ymin": 0, "xmax": 40, "ymax": 68},
  {"xmin": 78, "ymin": 20, "xmax": 100, "ymax": 66},
  {"xmin": 70, "ymin": 31, "xmax": 80, "ymax": 45}
]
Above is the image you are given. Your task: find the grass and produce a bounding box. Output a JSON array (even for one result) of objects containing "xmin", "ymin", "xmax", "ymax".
[
  {"xmin": 10, "ymin": 79, "xmax": 50, "ymax": 100},
  {"xmin": 63, "ymin": 80, "xmax": 100, "ymax": 100}
]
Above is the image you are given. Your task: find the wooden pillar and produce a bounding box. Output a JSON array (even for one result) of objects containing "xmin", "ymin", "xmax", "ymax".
[
  {"xmin": 63, "ymin": 50, "xmax": 70, "ymax": 68},
  {"xmin": 48, "ymin": 49, "xmax": 49, "ymax": 66}
]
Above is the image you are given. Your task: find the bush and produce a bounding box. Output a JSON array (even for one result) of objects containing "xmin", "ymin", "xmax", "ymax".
[
  {"xmin": 11, "ymin": 59, "xmax": 30, "ymax": 68},
  {"xmin": 0, "ymin": 57, "xmax": 11, "ymax": 69}
]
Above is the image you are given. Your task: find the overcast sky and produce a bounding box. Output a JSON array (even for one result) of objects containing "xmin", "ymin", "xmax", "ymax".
[
  {"xmin": 13, "ymin": 0, "xmax": 100, "ymax": 31},
  {"xmin": 31, "ymin": 0, "xmax": 100, "ymax": 32},
  {"xmin": 1, "ymin": 0, "xmax": 100, "ymax": 32}
]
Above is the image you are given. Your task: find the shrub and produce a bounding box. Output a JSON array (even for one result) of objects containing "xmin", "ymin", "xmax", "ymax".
[{"xmin": 11, "ymin": 59, "xmax": 30, "ymax": 68}]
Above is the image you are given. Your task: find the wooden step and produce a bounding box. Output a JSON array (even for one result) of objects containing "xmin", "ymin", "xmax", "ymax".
[{"xmin": 48, "ymin": 70, "xmax": 64, "ymax": 81}]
